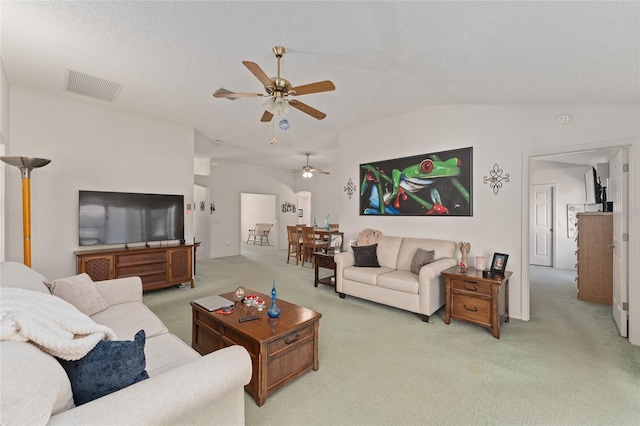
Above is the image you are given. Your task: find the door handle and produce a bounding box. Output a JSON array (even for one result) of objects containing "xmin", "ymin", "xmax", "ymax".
[{"xmin": 607, "ymin": 243, "xmax": 615, "ymax": 248}]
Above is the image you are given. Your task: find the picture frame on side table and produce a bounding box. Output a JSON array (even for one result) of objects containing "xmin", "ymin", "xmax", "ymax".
[{"xmin": 490, "ymin": 253, "xmax": 509, "ymax": 274}]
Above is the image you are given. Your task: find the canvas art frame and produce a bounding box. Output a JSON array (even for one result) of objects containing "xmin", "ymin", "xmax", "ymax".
[{"xmin": 359, "ymin": 147, "xmax": 473, "ymax": 216}]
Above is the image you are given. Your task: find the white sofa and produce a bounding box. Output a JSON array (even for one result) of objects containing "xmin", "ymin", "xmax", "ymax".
[
  {"xmin": 0, "ymin": 261, "xmax": 252, "ymax": 425},
  {"xmin": 335, "ymin": 236, "xmax": 457, "ymax": 321}
]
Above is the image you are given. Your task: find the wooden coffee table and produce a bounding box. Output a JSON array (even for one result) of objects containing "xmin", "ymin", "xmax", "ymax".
[{"xmin": 191, "ymin": 290, "xmax": 322, "ymax": 406}]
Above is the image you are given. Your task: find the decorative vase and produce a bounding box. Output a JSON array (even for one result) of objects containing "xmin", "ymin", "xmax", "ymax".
[
  {"xmin": 324, "ymin": 215, "xmax": 330, "ymax": 230},
  {"xmin": 267, "ymin": 280, "xmax": 280, "ymax": 319}
]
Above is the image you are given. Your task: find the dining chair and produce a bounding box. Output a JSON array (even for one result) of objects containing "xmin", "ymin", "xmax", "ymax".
[
  {"xmin": 301, "ymin": 226, "xmax": 329, "ymax": 266},
  {"xmin": 286, "ymin": 225, "xmax": 303, "ymax": 265}
]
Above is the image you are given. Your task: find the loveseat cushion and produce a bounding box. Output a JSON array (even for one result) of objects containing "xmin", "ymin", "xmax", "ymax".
[
  {"xmin": 376, "ymin": 236, "xmax": 403, "ymax": 269},
  {"xmin": 144, "ymin": 333, "xmax": 201, "ymax": 377},
  {"xmin": 410, "ymin": 248, "xmax": 435, "ymax": 275},
  {"xmin": 343, "ymin": 265, "xmax": 395, "ymax": 285},
  {"xmin": 90, "ymin": 301, "xmax": 168, "ymax": 340},
  {"xmin": 397, "ymin": 238, "xmax": 456, "ymax": 271},
  {"xmin": 377, "ymin": 270, "xmax": 420, "ymax": 294},
  {"xmin": 0, "ymin": 341, "xmax": 75, "ymax": 425},
  {"xmin": 57, "ymin": 330, "xmax": 149, "ymax": 406}
]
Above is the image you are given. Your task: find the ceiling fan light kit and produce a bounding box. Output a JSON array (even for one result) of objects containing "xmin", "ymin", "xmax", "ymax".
[
  {"xmin": 213, "ymin": 46, "xmax": 335, "ymax": 122},
  {"xmin": 301, "ymin": 153, "xmax": 330, "ymax": 178}
]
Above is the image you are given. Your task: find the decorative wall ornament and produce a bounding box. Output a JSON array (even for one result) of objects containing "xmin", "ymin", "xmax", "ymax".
[
  {"xmin": 344, "ymin": 178, "xmax": 357, "ymax": 199},
  {"xmin": 281, "ymin": 201, "xmax": 296, "ymax": 213},
  {"xmin": 483, "ymin": 163, "xmax": 510, "ymax": 195},
  {"xmin": 200, "ymin": 201, "xmax": 205, "ymax": 211}
]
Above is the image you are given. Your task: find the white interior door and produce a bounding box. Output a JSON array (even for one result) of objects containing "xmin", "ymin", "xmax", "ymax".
[
  {"xmin": 530, "ymin": 184, "xmax": 554, "ymax": 266},
  {"xmin": 611, "ymin": 148, "xmax": 628, "ymax": 337}
]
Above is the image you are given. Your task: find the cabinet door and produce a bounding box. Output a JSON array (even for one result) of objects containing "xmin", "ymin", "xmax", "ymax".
[
  {"xmin": 78, "ymin": 254, "xmax": 115, "ymax": 281},
  {"xmin": 168, "ymin": 247, "xmax": 192, "ymax": 284}
]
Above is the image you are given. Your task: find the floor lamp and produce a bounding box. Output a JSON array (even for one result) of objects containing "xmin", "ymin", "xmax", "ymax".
[{"xmin": 1, "ymin": 156, "xmax": 51, "ymax": 267}]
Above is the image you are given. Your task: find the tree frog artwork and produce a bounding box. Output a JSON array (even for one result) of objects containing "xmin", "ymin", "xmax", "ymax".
[{"xmin": 359, "ymin": 147, "xmax": 473, "ymax": 216}]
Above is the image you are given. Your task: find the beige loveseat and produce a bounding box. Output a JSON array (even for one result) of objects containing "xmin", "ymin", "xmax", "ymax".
[
  {"xmin": 0, "ymin": 261, "xmax": 252, "ymax": 425},
  {"xmin": 334, "ymin": 236, "xmax": 457, "ymax": 321}
]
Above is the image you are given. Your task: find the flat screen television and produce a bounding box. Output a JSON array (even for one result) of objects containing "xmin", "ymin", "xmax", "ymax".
[
  {"xmin": 584, "ymin": 167, "xmax": 602, "ymax": 205},
  {"xmin": 79, "ymin": 191, "xmax": 184, "ymax": 246}
]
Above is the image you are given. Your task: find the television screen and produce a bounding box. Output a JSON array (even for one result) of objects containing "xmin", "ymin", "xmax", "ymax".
[
  {"xmin": 584, "ymin": 167, "xmax": 602, "ymax": 205},
  {"xmin": 79, "ymin": 191, "xmax": 184, "ymax": 246}
]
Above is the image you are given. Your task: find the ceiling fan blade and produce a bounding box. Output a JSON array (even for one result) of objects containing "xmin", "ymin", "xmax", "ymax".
[
  {"xmin": 213, "ymin": 88, "xmax": 263, "ymax": 99},
  {"xmin": 242, "ymin": 61, "xmax": 274, "ymax": 89},
  {"xmin": 288, "ymin": 99, "xmax": 327, "ymax": 120},
  {"xmin": 290, "ymin": 80, "xmax": 336, "ymax": 96},
  {"xmin": 260, "ymin": 110, "xmax": 273, "ymax": 122},
  {"xmin": 310, "ymin": 168, "xmax": 330, "ymax": 175}
]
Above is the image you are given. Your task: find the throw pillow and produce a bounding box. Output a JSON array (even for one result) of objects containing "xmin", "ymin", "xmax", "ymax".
[
  {"xmin": 352, "ymin": 244, "xmax": 380, "ymax": 267},
  {"xmin": 410, "ymin": 248, "xmax": 435, "ymax": 275},
  {"xmin": 57, "ymin": 330, "xmax": 149, "ymax": 406},
  {"xmin": 44, "ymin": 273, "xmax": 109, "ymax": 316}
]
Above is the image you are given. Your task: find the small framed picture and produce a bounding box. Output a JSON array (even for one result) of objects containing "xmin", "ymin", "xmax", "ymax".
[
  {"xmin": 298, "ymin": 209, "xmax": 303, "ymax": 218},
  {"xmin": 490, "ymin": 253, "xmax": 509, "ymax": 274}
]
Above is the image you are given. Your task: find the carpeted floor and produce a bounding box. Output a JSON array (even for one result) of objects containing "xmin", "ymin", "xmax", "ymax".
[{"xmin": 143, "ymin": 245, "xmax": 640, "ymax": 425}]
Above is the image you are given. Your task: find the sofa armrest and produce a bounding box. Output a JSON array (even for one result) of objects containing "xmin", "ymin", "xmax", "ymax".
[
  {"xmin": 48, "ymin": 345, "xmax": 252, "ymax": 426},
  {"xmin": 94, "ymin": 277, "xmax": 143, "ymax": 306},
  {"xmin": 334, "ymin": 251, "xmax": 354, "ymax": 292},
  {"xmin": 419, "ymin": 257, "xmax": 457, "ymax": 280}
]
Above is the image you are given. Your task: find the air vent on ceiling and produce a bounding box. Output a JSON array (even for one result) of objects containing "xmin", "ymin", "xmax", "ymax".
[{"xmin": 65, "ymin": 69, "xmax": 123, "ymax": 103}]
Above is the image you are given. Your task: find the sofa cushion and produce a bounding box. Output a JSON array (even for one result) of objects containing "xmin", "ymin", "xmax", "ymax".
[
  {"xmin": 0, "ymin": 261, "xmax": 50, "ymax": 293},
  {"xmin": 145, "ymin": 333, "xmax": 200, "ymax": 377},
  {"xmin": 410, "ymin": 248, "xmax": 435, "ymax": 275},
  {"xmin": 45, "ymin": 273, "xmax": 109, "ymax": 316},
  {"xmin": 90, "ymin": 301, "xmax": 169, "ymax": 340},
  {"xmin": 0, "ymin": 341, "xmax": 75, "ymax": 425},
  {"xmin": 343, "ymin": 265, "xmax": 395, "ymax": 285},
  {"xmin": 377, "ymin": 270, "xmax": 420, "ymax": 294},
  {"xmin": 57, "ymin": 330, "xmax": 149, "ymax": 406},
  {"xmin": 352, "ymin": 244, "xmax": 380, "ymax": 267},
  {"xmin": 376, "ymin": 236, "xmax": 403, "ymax": 269}
]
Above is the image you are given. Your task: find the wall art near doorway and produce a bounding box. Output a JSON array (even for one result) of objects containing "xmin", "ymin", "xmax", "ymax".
[{"xmin": 359, "ymin": 147, "xmax": 472, "ymax": 216}]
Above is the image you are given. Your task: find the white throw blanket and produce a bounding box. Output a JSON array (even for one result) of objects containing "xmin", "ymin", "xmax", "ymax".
[{"xmin": 0, "ymin": 286, "xmax": 116, "ymax": 360}]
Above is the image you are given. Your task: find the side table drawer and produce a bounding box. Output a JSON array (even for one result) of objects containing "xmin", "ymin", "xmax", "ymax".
[
  {"xmin": 452, "ymin": 294, "xmax": 491, "ymax": 326},
  {"xmin": 452, "ymin": 279, "xmax": 491, "ymax": 296}
]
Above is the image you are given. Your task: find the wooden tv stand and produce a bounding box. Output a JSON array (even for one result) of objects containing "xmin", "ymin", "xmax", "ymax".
[{"xmin": 75, "ymin": 244, "xmax": 194, "ymax": 292}]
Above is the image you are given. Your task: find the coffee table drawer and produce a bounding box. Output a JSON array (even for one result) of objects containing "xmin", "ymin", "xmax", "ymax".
[
  {"xmin": 452, "ymin": 293, "xmax": 491, "ymax": 326},
  {"xmin": 268, "ymin": 325, "xmax": 313, "ymax": 355}
]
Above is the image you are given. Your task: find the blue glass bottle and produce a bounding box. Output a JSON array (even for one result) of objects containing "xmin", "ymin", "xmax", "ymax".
[{"xmin": 267, "ymin": 280, "xmax": 280, "ymax": 318}]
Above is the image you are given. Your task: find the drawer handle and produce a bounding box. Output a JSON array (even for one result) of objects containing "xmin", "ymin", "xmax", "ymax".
[
  {"xmin": 463, "ymin": 284, "xmax": 478, "ymax": 291},
  {"xmin": 463, "ymin": 304, "xmax": 478, "ymax": 312},
  {"xmin": 285, "ymin": 333, "xmax": 300, "ymax": 344}
]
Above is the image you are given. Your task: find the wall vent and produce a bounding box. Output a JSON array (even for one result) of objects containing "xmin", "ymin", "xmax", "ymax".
[{"xmin": 65, "ymin": 69, "xmax": 123, "ymax": 103}]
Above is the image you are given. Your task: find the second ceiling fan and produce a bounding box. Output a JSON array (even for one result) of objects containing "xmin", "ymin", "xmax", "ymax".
[{"xmin": 213, "ymin": 46, "xmax": 335, "ymax": 122}]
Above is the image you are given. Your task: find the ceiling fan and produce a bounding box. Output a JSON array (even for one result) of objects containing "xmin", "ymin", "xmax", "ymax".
[
  {"xmin": 213, "ymin": 46, "xmax": 335, "ymax": 122},
  {"xmin": 301, "ymin": 153, "xmax": 329, "ymax": 178}
]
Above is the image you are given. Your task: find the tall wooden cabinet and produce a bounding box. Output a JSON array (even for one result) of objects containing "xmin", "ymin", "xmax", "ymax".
[
  {"xmin": 575, "ymin": 213, "xmax": 613, "ymax": 304},
  {"xmin": 76, "ymin": 244, "xmax": 194, "ymax": 292}
]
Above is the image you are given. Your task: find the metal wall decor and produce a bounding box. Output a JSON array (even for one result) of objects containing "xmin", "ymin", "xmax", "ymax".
[
  {"xmin": 483, "ymin": 163, "xmax": 510, "ymax": 195},
  {"xmin": 344, "ymin": 178, "xmax": 357, "ymax": 199}
]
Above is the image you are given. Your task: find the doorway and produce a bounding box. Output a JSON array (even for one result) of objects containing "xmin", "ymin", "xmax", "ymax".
[{"xmin": 240, "ymin": 193, "xmax": 277, "ymax": 253}]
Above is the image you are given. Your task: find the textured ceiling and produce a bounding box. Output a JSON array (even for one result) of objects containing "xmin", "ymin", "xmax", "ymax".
[{"xmin": 2, "ymin": 1, "xmax": 639, "ymax": 172}]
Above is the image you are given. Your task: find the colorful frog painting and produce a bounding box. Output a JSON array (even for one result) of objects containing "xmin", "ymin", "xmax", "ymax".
[{"xmin": 359, "ymin": 148, "xmax": 472, "ymax": 216}]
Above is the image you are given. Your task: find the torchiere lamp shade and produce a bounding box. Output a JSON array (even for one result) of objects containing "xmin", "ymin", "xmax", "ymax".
[{"xmin": 1, "ymin": 156, "xmax": 51, "ymax": 267}]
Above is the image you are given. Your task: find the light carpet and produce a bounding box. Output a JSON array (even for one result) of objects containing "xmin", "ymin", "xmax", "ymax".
[{"xmin": 143, "ymin": 245, "xmax": 640, "ymax": 425}]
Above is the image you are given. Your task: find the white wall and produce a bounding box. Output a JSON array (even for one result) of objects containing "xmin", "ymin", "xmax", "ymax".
[
  {"xmin": 531, "ymin": 160, "xmax": 591, "ymax": 269},
  {"xmin": 6, "ymin": 87, "xmax": 195, "ymax": 279},
  {"xmin": 295, "ymin": 169, "xmax": 340, "ymax": 227},
  {"xmin": 0, "ymin": 59, "xmax": 10, "ymax": 262},
  {"xmin": 338, "ymin": 105, "xmax": 640, "ymax": 326}
]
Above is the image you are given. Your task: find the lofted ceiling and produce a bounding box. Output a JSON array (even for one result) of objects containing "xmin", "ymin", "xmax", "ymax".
[{"xmin": 1, "ymin": 1, "xmax": 638, "ymax": 173}]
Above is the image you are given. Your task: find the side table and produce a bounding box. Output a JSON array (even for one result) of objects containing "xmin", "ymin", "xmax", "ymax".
[
  {"xmin": 442, "ymin": 266, "xmax": 512, "ymax": 339},
  {"xmin": 313, "ymin": 252, "xmax": 337, "ymax": 291}
]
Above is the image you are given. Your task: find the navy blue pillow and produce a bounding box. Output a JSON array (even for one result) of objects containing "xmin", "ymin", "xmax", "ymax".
[
  {"xmin": 352, "ymin": 244, "xmax": 380, "ymax": 267},
  {"xmin": 57, "ymin": 330, "xmax": 149, "ymax": 406}
]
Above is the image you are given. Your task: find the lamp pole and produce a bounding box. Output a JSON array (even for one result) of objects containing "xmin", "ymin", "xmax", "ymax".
[{"xmin": 1, "ymin": 156, "xmax": 51, "ymax": 267}]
